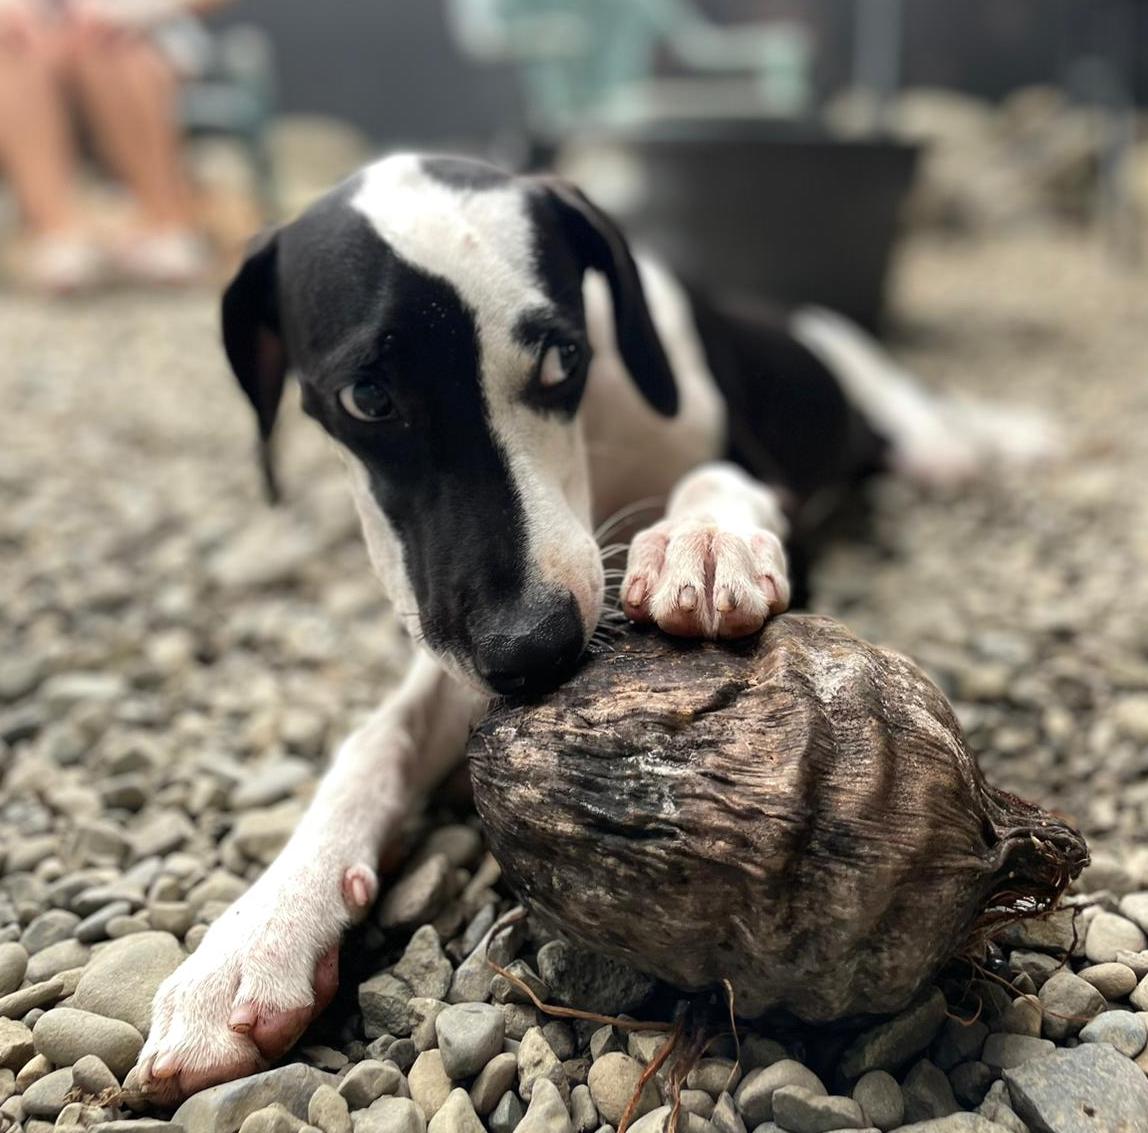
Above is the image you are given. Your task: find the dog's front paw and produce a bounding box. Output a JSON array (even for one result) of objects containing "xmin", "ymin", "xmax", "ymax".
[
  {"xmin": 622, "ymin": 519, "xmax": 790, "ymax": 639},
  {"xmin": 135, "ymin": 862, "xmax": 376, "ymax": 1103}
]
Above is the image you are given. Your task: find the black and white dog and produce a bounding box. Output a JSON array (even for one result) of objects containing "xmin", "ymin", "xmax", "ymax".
[{"xmin": 136, "ymin": 153, "xmax": 1046, "ymax": 1098}]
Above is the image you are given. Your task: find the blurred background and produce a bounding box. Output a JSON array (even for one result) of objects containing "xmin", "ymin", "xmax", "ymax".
[{"xmin": 2, "ymin": 1, "xmax": 1148, "ymax": 912}]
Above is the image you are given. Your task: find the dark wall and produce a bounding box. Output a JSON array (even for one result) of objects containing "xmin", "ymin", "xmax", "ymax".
[
  {"xmin": 213, "ymin": 0, "xmax": 523, "ymax": 145},
  {"xmin": 212, "ymin": 0, "xmax": 1146, "ymax": 146}
]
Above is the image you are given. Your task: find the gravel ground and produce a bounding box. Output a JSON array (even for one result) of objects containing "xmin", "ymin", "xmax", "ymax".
[{"xmin": 1, "ymin": 227, "xmax": 1148, "ymax": 1133}]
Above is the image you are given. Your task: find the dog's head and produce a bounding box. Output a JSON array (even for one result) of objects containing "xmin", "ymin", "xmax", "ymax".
[{"xmin": 222, "ymin": 154, "xmax": 677, "ymax": 695}]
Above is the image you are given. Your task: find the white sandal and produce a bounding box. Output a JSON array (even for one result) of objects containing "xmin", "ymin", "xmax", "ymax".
[
  {"xmin": 114, "ymin": 230, "xmax": 210, "ymax": 286},
  {"xmin": 20, "ymin": 232, "xmax": 107, "ymax": 296}
]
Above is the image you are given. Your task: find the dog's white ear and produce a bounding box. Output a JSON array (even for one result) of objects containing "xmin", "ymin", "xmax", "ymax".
[
  {"xmin": 221, "ymin": 227, "xmax": 287, "ymax": 503},
  {"xmin": 540, "ymin": 178, "xmax": 678, "ymax": 417}
]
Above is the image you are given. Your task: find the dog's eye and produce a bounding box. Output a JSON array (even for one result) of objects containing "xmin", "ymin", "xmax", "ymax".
[
  {"xmin": 539, "ymin": 341, "xmax": 582, "ymax": 388},
  {"xmin": 339, "ymin": 380, "xmax": 396, "ymax": 422}
]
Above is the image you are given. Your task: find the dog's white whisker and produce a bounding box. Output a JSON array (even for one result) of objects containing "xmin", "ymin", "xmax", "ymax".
[{"xmin": 594, "ymin": 496, "xmax": 666, "ymax": 543}]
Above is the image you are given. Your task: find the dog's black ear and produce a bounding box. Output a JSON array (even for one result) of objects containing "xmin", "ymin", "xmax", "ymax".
[
  {"xmin": 221, "ymin": 227, "xmax": 287, "ymax": 503},
  {"xmin": 541, "ymin": 179, "xmax": 678, "ymax": 417}
]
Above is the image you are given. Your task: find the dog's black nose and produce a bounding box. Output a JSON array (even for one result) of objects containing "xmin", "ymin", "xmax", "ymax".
[{"xmin": 473, "ymin": 601, "xmax": 585, "ymax": 696}]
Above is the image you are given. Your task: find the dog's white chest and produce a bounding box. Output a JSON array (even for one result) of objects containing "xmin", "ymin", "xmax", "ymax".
[{"xmin": 582, "ymin": 261, "xmax": 727, "ymax": 524}]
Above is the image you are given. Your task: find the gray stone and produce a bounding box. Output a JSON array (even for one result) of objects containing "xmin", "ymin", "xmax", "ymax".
[
  {"xmin": 518, "ymin": 1026, "xmax": 568, "ymax": 1104},
  {"xmin": 71, "ymin": 1054, "xmax": 120, "ymax": 1095},
  {"xmin": 852, "ymin": 1071, "xmax": 903, "ymax": 1131},
  {"xmin": 21, "ymin": 1067, "xmax": 75, "ymax": 1118},
  {"xmin": 570, "ymin": 1084, "xmax": 597, "ymax": 1133},
  {"xmin": 589, "ymin": 1027, "xmax": 622, "ymax": 1061},
  {"xmin": 996, "ymin": 910, "xmax": 1076, "ymax": 955},
  {"xmin": 385, "ymin": 1039, "xmax": 417, "ymax": 1074},
  {"xmin": 771, "ymin": 1086, "xmax": 867, "ymax": 1132},
  {"xmin": 679, "ymin": 1090, "xmax": 713, "ymax": 1119},
  {"xmin": 1121, "ymin": 894, "xmax": 1148, "ymax": 935},
  {"xmin": 409, "ymin": 999, "xmax": 447, "ymax": 1054},
  {"xmin": 628, "ymin": 1109, "xmax": 671, "ymax": 1133},
  {"xmin": 516, "ymin": 1077, "xmax": 572, "ymax": 1133},
  {"xmin": 1004, "ymin": 1042, "xmax": 1148, "ymax": 1133},
  {"xmin": 229, "ymin": 804, "xmax": 302, "ymax": 865},
  {"xmin": 407, "ymin": 1051, "xmax": 451, "ymax": 1121},
  {"xmin": 336, "ymin": 1061, "xmax": 402, "ymax": 1110},
  {"xmin": 839, "ymin": 989, "xmax": 947, "ymax": 1078},
  {"xmin": 75, "ymin": 903, "xmax": 134, "ymax": 944},
  {"xmin": 1001, "ymin": 994, "xmax": 1042, "ymax": 1037},
  {"xmin": 734, "ymin": 1062, "xmax": 826, "ymax": 1126},
  {"xmin": 981, "ymin": 1033, "xmax": 1055, "ymax": 1070},
  {"xmin": 976, "ymin": 1080, "xmax": 1026, "ymax": 1133},
  {"xmin": 1078, "ymin": 1010, "xmax": 1148, "ymax": 1056},
  {"xmin": 740, "ymin": 1036, "xmax": 787, "ymax": 1071},
  {"xmin": 238, "ymin": 1103, "xmax": 306, "ymax": 1133},
  {"xmin": 353, "ymin": 1097, "xmax": 426, "ymax": 1133},
  {"xmin": 148, "ymin": 903, "xmax": 195, "ymax": 938},
  {"xmin": 931, "ymin": 1018, "xmax": 988, "ymax": 1072},
  {"xmin": 469, "ymin": 1052, "xmax": 517, "ymax": 1116},
  {"xmin": 1037, "ymin": 970, "xmax": 1105, "ymax": 1039},
  {"xmin": 686, "ymin": 1058, "xmax": 741, "ymax": 1096},
  {"xmin": 427, "ymin": 1089, "xmax": 483, "ymax": 1133},
  {"xmin": 488, "ymin": 1091, "xmax": 525, "ymax": 1133},
  {"xmin": 1132, "ymin": 974, "xmax": 1148, "ymax": 1011},
  {"xmin": 378, "ymin": 857, "xmax": 451, "ymax": 930},
  {"xmin": 71, "ymin": 932, "xmax": 184, "ymax": 1037},
  {"xmin": 713, "ymin": 1090, "xmax": 747, "ymax": 1133},
  {"xmin": 1078, "ymin": 961, "xmax": 1139, "ymax": 999},
  {"xmin": 446, "ymin": 920, "xmax": 525, "ymax": 1006},
  {"xmin": 1085, "ymin": 911, "xmax": 1147, "ymax": 963},
  {"xmin": 33, "ymin": 1008, "xmax": 143, "ymax": 1077},
  {"xmin": 230, "ymin": 758, "xmax": 312, "ymax": 810},
  {"xmin": 0, "ymin": 977, "xmax": 63, "ymax": 1019},
  {"xmin": 172, "ymin": 1064, "xmax": 339, "ymax": 1133},
  {"xmin": 0, "ymin": 944, "xmax": 28, "ymax": 997},
  {"xmin": 26, "ymin": 939, "xmax": 90, "ymax": 983},
  {"xmin": 308, "ymin": 1085, "xmax": 352, "ymax": 1133},
  {"xmin": 391, "ymin": 928, "xmax": 452, "ymax": 1002},
  {"xmin": 21, "ymin": 911, "xmax": 81, "ymax": 955},
  {"xmin": 90, "ymin": 1123, "xmax": 183, "ymax": 1133},
  {"xmin": 434, "ymin": 1003, "xmax": 504, "ymax": 1080},
  {"xmin": 0, "ymin": 1018, "xmax": 34, "ymax": 1071},
  {"xmin": 947, "ymin": 1062, "xmax": 993, "ymax": 1109},
  {"xmin": 901, "ymin": 1060, "xmax": 957, "ymax": 1124},
  {"xmin": 587, "ymin": 1053, "xmax": 657, "ymax": 1126},
  {"xmin": 895, "ymin": 1116, "xmax": 1009, "ymax": 1131},
  {"xmin": 16, "ymin": 1051, "xmax": 52, "ymax": 1090},
  {"xmin": 535, "ymin": 941, "xmax": 654, "ymax": 1017},
  {"xmin": 359, "ymin": 975, "xmax": 414, "ymax": 1040},
  {"xmin": 491, "ymin": 960, "xmax": 549, "ymax": 1006},
  {"xmin": 1007, "ymin": 950, "xmax": 1061, "ymax": 990}
]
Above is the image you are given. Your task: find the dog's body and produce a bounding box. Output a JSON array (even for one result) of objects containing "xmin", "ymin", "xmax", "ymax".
[{"xmin": 136, "ymin": 154, "xmax": 1045, "ymax": 1099}]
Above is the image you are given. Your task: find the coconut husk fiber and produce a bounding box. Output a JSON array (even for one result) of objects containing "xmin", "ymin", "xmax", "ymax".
[{"xmin": 468, "ymin": 614, "xmax": 1088, "ymax": 1022}]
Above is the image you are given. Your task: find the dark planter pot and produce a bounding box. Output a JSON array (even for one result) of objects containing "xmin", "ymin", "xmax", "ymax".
[{"xmin": 573, "ymin": 123, "xmax": 921, "ymax": 333}]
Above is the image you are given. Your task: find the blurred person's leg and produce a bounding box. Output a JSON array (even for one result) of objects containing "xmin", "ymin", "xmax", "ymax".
[
  {"xmin": 68, "ymin": 13, "xmax": 206, "ymax": 282},
  {"xmin": 0, "ymin": 3, "xmax": 103, "ymax": 291}
]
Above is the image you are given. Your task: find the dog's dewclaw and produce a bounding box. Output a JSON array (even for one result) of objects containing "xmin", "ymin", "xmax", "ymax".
[{"xmin": 468, "ymin": 613, "xmax": 1089, "ymax": 1022}]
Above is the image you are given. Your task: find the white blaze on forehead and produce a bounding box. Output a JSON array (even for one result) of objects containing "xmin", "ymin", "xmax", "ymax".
[{"xmin": 350, "ymin": 154, "xmax": 547, "ymax": 334}]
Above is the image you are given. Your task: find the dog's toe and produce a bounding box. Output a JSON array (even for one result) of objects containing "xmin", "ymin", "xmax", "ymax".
[{"xmin": 624, "ymin": 520, "xmax": 789, "ymax": 640}]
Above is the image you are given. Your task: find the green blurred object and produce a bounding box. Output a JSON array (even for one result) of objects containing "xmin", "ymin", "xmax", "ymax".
[
  {"xmin": 446, "ymin": 0, "xmax": 813, "ymax": 135},
  {"xmin": 182, "ymin": 25, "xmax": 278, "ymax": 214}
]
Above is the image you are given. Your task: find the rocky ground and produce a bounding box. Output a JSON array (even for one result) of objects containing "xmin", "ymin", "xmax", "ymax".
[{"xmin": 1, "ymin": 225, "xmax": 1147, "ymax": 1133}]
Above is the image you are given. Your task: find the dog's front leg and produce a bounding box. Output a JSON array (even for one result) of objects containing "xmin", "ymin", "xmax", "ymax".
[
  {"xmin": 622, "ymin": 462, "xmax": 791, "ymax": 638},
  {"xmin": 135, "ymin": 653, "xmax": 485, "ymax": 1103}
]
